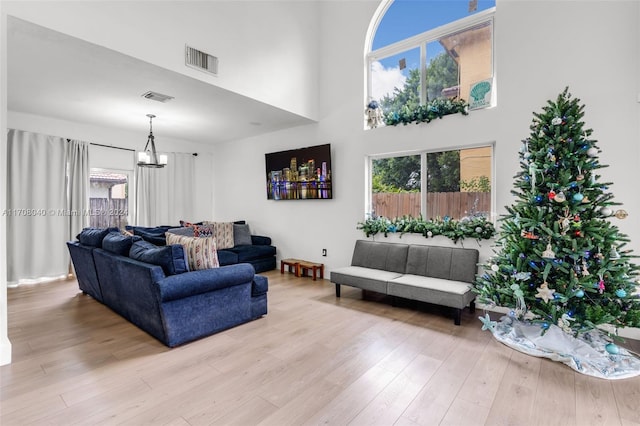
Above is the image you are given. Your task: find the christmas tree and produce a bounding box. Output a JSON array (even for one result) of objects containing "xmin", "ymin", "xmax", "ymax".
[{"xmin": 475, "ymin": 87, "xmax": 640, "ymax": 337}]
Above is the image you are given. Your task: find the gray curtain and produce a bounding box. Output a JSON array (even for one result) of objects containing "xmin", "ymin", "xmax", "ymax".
[
  {"xmin": 6, "ymin": 130, "xmax": 90, "ymax": 285},
  {"xmin": 135, "ymin": 153, "xmax": 195, "ymax": 226},
  {"xmin": 66, "ymin": 139, "xmax": 90, "ymax": 241},
  {"xmin": 7, "ymin": 130, "xmax": 68, "ymax": 284}
]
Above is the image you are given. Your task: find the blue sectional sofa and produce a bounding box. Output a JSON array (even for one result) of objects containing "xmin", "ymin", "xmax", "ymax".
[
  {"xmin": 67, "ymin": 227, "xmax": 268, "ymax": 347},
  {"xmin": 125, "ymin": 222, "xmax": 277, "ymax": 273}
]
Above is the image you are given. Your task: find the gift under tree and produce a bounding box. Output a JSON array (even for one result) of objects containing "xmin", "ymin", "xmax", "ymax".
[{"xmin": 474, "ymin": 87, "xmax": 640, "ymax": 379}]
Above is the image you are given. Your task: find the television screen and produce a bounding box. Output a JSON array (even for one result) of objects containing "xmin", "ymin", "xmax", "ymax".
[{"xmin": 265, "ymin": 143, "xmax": 332, "ymax": 200}]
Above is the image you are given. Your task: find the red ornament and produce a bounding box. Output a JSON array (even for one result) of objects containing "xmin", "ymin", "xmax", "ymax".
[
  {"xmin": 575, "ymin": 230, "xmax": 581, "ymax": 237},
  {"xmin": 548, "ymin": 190, "xmax": 556, "ymax": 200}
]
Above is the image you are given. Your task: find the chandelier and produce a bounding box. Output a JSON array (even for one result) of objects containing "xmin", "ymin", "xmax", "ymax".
[{"xmin": 137, "ymin": 114, "xmax": 167, "ymax": 168}]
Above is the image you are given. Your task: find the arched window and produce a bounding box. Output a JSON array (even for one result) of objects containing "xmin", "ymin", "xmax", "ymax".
[{"xmin": 366, "ymin": 0, "xmax": 496, "ymax": 123}]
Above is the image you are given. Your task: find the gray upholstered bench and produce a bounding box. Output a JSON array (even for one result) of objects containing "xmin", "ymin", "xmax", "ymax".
[{"xmin": 330, "ymin": 240, "xmax": 479, "ymax": 325}]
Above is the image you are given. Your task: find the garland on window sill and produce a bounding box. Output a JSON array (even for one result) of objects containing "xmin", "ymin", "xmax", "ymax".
[
  {"xmin": 384, "ymin": 98, "xmax": 469, "ymax": 126},
  {"xmin": 357, "ymin": 215, "xmax": 496, "ymax": 244}
]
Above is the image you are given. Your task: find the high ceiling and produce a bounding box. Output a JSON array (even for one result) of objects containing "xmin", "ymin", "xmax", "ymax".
[{"xmin": 7, "ymin": 17, "xmax": 314, "ymax": 145}]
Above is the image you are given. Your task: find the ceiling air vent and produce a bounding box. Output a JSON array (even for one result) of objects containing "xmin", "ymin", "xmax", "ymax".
[
  {"xmin": 185, "ymin": 44, "xmax": 218, "ymax": 76},
  {"xmin": 141, "ymin": 91, "xmax": 174, "ymax": 103}
]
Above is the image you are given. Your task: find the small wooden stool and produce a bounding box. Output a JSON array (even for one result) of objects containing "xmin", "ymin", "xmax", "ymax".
[
  {"xmin": 280, "ymin": 258, "xmax": 301, "ymax": 275},
  {"xmin": 297, "ymin": 260, "xmax": 324, "ymax": 281}
]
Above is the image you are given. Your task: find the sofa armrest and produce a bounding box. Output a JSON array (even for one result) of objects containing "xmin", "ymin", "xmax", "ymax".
[
  {"xmin": 156, "ymin": 263, "xmax": 255, "ymax": 302},
  {"xmin": 251, "ymin": 235, "xmax": 272, "ymax": 246}
]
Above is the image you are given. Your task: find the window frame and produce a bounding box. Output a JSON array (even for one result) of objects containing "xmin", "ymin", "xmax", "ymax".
[
  {"xmin": 366, "ymin": 7, "xmax": 496, "ymax": 108},
  {"xmin": 366, "ymin": 142, "xmax": 495, "ymax": 221}
]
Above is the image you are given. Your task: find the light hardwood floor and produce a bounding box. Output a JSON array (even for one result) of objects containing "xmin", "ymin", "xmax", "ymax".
[{"xmin": 2, "ymin": 270, "xmax": 640, "ymax": 426}]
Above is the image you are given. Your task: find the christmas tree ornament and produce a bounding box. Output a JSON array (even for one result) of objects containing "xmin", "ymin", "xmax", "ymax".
[
  {"xmin": 598, "ymin": 275, "xmax": 605, "ymax": 294},
  {"xmin": 535, "ymin": 282, "xmax": 556, "ymax": 303},
  {"xmin": 548, "ymin": 190, "xmax": 556, "ymax": 200},
  {"xmin": 587, "ymin": 147, "xmax": 599, "ymax": 157},
  {"xmin": 542, "ymin": 243, "xmax": 556, "ymax": 259},
  {"xmin": 554, "ymin": 191, "xmax": 566, "ymax": 202},
  {"xmin": 552, "ymin": 117, "xmax": 562, "ymax": 125},
  {"xmin": 605, "ymin": 343, "xmax": 620, "ymax": 355},
  {"xmin": 581, "ymin": 196, "xmax": 590, "ymax": 203},
  {"xmin": 426, "ymin": 231, "xmax": 433, "ymax": 237},
  {"xmin": 610, "ymin": 247, "xmax": 621, "ymax": 260},
  {"xmin": 475, "ymin": 226, "xmax": 483, "ymax": 233},
  {"xmin": 573, "ymin": 192, "xmax": 584, "ymax": 202},
  {"xmin": 575, "ymin": 289, "xmax": 585, "ymax": 298},
  {"xmin": 615, "ymin": 289, "xmax": 627, "ymax": 298},
  {"xmin": 479, "ymin": 313, "xmax": 497, "ymax": 332},
  {"xmin": 491, "ymin": 264, "xmax": 499, "ymax": 272},
  {"xmin": 614, "ymin": 209, "xmax": 628, "ymax": 219},
  {"xmin": 600, "ymin": 207, "xmax": 612, "ymax": 217},
  {"xmin": 581, "ymin": 259, "xmax": 590, "ymax": 276}
]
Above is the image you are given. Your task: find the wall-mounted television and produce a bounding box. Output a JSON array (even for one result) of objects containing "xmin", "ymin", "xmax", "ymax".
[{"xmin": 265, "ymin": 143, "xmax": 332, "ymax": 200}]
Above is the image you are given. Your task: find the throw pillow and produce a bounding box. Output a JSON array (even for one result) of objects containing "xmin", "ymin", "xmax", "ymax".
[
  {"xmin": 233, "ymin": 223, "xmax": 253, "ymax": 246},
  {"xmin": 166, "ymin": 233, "xmax": 219, "ymax": 270},
  {"xmin": 77, "ymin": 227, "xmax": 119, "ymax": 247},
  {"xmin": 203, "ymin": 221, "xmax": 235, "ymax": 249},
  {"xmin": 178, "ymin": 222, "xmax": 214, "ymax": 238},
  {"xmin": 166, "ymin": 227, "xmax": 195, "ymax": 237},
  {"xmin": 129, "ymin": 240, "xmax": 189, "ymax": 275},
  {"xmin": 102, "ymin": 231, "xmax": 141, "ymax": 256}
]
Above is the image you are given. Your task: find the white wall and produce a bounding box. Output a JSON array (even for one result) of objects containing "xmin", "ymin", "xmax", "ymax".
[{"xmin": 3, "ymin": 0, "xmax": 320, "ymax": 121}]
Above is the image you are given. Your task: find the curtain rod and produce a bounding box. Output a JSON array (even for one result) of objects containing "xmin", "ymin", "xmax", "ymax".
[{"xmin": 89, "ymin": 142, "xmax": 135, "ymax": 152}]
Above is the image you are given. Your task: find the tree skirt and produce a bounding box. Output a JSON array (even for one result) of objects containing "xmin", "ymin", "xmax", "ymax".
[{"xmin": 482, "ymin": 315, "xmax": 640, "ymax": 380}]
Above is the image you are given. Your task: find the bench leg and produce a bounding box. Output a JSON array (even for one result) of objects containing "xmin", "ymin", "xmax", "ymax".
[
  {"xmin": 454, "ymin": 308, "xmax": 462, "ymax": 326},
  {"xmin": 469, "ymin": 300, "xmax": 476, "ymax": 314},
  {"xmin": 335, "ymin": 284, "xmax": 341, "ymax": 297}
]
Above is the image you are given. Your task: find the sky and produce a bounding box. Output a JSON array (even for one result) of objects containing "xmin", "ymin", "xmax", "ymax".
[{"xmin": 370, "ymin": 0, "xmax": 495, "ymax": 102}]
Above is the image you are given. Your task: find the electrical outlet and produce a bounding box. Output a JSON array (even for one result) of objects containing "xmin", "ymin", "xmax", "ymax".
[{"xmin": 322, "ymin": 248, "xmax": 327, "ymax": 257}]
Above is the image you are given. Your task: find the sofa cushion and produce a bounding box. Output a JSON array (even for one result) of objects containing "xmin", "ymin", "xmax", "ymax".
[
  {"xmin": 127, "ymin": 225, "xmax": 173, "ymax": 246},
  {"xmin": 405, "ymin": 245, "xmax": 479, "ymax": 283},
  {"xmin": 77, "ymin": 227, "xmax": 118, "ymax": 247},
  {"xmin": 351, "ymin": 240, "xmax": 409, "ymax": 273},
  {"xmin": 216, "ymin": 249, "xmax": 239, "ymax": 266},
  {"xmin": 229, "ymin": 244, "xmax": 276, "ymax": 262},
  {"xmin": 330, "ymin": 266, "xmax": 402, "ymax": 294},
  {"xmin": 166, "ymin": 233, "xmax": 219, "ymax": 270},
  {"xmin": 203, "ymin": 221, "xmax": 235, "ymax": 249},
  {"xmin": 387, "ymin": 274, "xmax": 476, "ymax": 309},
  {"xmin": 234, "ymin": 223, "xmax": 253, "ymax": 246},
  {"xmin": 166, "ymin": 227, "xmax": 195, "ymax": 237},
  {"xmin": 102, "ymin": 231, "xmax": 142, "ymax": 256},
  {"xmin": 129, "ymin": 240, "xmax": 189, "ymax": 276}
]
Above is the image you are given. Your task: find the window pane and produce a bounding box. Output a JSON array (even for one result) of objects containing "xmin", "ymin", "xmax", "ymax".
[
  {"xmin": 426, "ymin": 40, "xmax": 459, "ymax": 101},
  {"xmin": 438, "ymin": 21, "xmax": 492, "ymax": 102},
  {"xmin": 371, "ymin": 48, "xmax": 420, "ymax": 116},
  {"xmin": 426, "ymin": 147, "xmax": 491, "ymax": 220},
  {"xmin": 372, "ymin": 0, "xmax": 496, "ymax": 49},
  {"xmin": 89, "ymin": 170, "xmax": 129, "ymax": 229},
  {"xmin": 371, "ymin": 155, "xmax": 421, "ymax": 219}
]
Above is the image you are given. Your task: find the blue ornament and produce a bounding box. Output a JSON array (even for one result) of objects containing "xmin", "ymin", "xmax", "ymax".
[
  {"xmin": 616, "ymin": 289, "xmax": 627, "ymax": 298},
  {"xmin": 508, "ymin": 310, "xmax": 516, "ymax": 317},
  {"xmin": 573, "ymin": 193, "xmax": 584, "ymax": 202},
  {"xmin": 569, "ymin": 182, "xmax": 578, "ymax": 188},
  {"xmin": 534, "ymin": 195, "xmax": 543, "ymax": 203},
  {"xmin": 605, "ymin": 343, "xmax": 620, "ymax": 355},
  {"xmin": 542, "ymin": 322, "xmax": 550, "ymax": 330},
  {"xmin": 575, "ymin": 289, "xmax": 585, "ymax": 298},
  {"xmin": 528, "ymin": 261, "xmax": 537, "ymax": 268}
]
